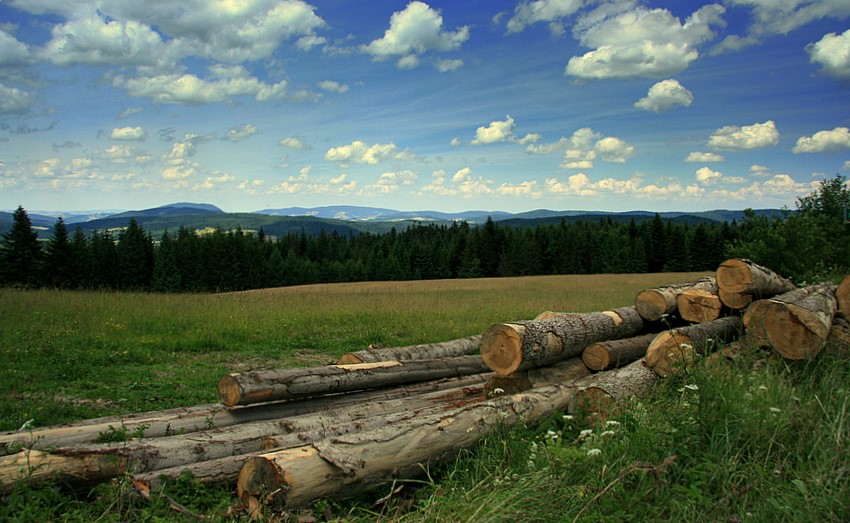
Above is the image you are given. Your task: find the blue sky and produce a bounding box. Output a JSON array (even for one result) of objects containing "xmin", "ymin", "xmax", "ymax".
[{"xmin": 1, "ymin": 0, "xmax": 849, "ymax": 214}]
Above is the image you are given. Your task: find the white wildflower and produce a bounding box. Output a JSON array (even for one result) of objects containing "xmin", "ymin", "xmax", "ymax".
[
  {"xmin": 563, "ymin": 415, "xmax": 574, "ymax": 421},
  {"xmin": 604, "ymin": 420, "xmax": 620, "ymax": 427},
  {"xmin": 769, "ymin": 407, "xmax": 781, "ymax": 414},
  {"xmin": 579, "ymin": 429, "xmax": 593, "ymax": 439},
  {"xmin": 586, "ymin": 448, "xmax": 602, "ymax": 456},
  {"xmin": 758, "ymin": 385, "xmax": 768, "ymax": 391},
  {"xmin": 601, "ymin": 430, "xmax": 615, "ymax": 437},
  {"xmin": 684, "ymin": 384, "xmax": 699, "ymax": 391}
]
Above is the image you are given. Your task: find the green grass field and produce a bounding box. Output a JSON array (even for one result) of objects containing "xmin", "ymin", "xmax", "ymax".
[{"xmin": 2, "ymin": 272, "xmax": 848, "ymax": 522}]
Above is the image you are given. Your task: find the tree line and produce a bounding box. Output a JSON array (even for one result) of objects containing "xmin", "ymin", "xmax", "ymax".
[{"xmin": 2, "ymin": 175, "xmax": 847, "ymax": 292}]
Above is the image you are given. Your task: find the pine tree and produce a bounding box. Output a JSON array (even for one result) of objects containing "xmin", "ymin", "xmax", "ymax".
[
  {"xmin": 43, "ymin": 217, "xmax": 74, "ymax": 288},
  {"xmin": 0, "ymin": 206, "xmax": 43, "ymax": 287},
  {"xmin": 116, "ymin": 218, "xmax": 154, "ymax": 290}
]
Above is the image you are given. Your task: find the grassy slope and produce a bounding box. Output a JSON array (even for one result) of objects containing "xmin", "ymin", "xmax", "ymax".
[{"xmin": 2, "ymin": 272, "xmax": 848, "ymax": 522}]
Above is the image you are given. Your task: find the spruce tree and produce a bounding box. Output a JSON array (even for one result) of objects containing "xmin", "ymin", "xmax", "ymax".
[
  {"xmin": 43, "ymin": 217, "xmax": 73, "ymax": 288},
  {"xmin": 0, "ymin": 206, "xmax": 43, "ymax": 287}
]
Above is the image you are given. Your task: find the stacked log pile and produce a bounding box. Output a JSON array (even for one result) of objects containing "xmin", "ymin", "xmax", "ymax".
[{"xmin": 1, "ymin": 260, "xmax": 848, "ymax": 516}]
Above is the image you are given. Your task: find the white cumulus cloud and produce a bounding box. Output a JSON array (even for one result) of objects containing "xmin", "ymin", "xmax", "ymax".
[
  {"xmin": 708, "ymin": 120, "xmax": 779, "ymax": 151},
  {"xmin": 317, "ymin": 80, "xmax": 349, "ymax": 93},
  {"xmin": 506, "ymin": 0, "xmax": 585, "ymax": 35},
  {"xmin": 362, "ymin": 2, "xmax": 469, "ymax": 69},
  {"xmin": 471, "ymin": 115, "xmax": 516, "ymax": 145},
  {"xmin": 792, "ymin": 127, "xmax": 850, "ymax": 153},
  {"xmin": 634, "ymin": 79, "xmax": 694, "ymax": 112},
  {"xmin": 279, "ymin": 136, "xmax": 310, "ymax": 150},
  {"xmin": 110, "ymin": 126, "xmax": 147, "ymax": 141},
  {"xmin": 566, "ymin": 4, "xmax": 726, "ymax": 79},
  {"xmin": 324, "ymin": 140, "xmax": 397, "ymax": 165},
  {"xmin": 807, "ymin": 29, "xmax": 850, "ymax": 80},
  {"xmin": 686, "ymin": 151, "xmax": 725, "ymax": 162}
]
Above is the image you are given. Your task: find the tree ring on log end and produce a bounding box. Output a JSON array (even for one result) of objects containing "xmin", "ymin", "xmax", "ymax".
[
  {"xmin": 237, "ymin": 456, "xmax": 287, "ymax": 511},
  {"xmin": 635, "ymin": 289, "xmax": 667, "ymax": 321},
  {"xmin": 767, "ymin": 306, "xmax": 822, "ymax": 360},
  {"xmin": 218, "ymin": 374, "xmax": 243, "ymax": 408},
  {"xmin": 481, "ymin": 323, "xmax": 523, "ymax": 377}
]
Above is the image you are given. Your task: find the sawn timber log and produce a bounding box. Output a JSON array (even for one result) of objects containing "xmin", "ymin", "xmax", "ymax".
[
  {"xmin": 581, "ymin": 332, "xmax": 659, "ymax": 371},
  {"xmin": 716, "ymin": 258, "xmax": 796, "ymax": 308},
  {"xmin": 634, "ymin": 277, "xmax": 716, "ymax": 321},
  {"xmin": 569, "ymin": 359, "xmax": 660, "ymax": 420},
  {"xmin": 480, "ymin": 306, "xmax": 645, "ymax": 377},
  {"xmin": 237, "ymin": 380, "xmax": 582, "ymax": 511},
  {"xmin": 1, "ymin": 381, "xmax": 487, "ymax": 492},
  {"xmin": 0, "ymin": 374, "xmax": 489, "ymax": 455},
  {"xmin": 218, "ymin": 356, "xmax": 490, "ymax": 407},
  {"xmin": 644, "ymin": 316, "xmax": 742, "ymax": 377},
  {"xmin": 742, "ymin": 282, "xmax": 837, "ymax": 360},
  {"xmin": 337, "ymin": 335, "xmax": 481, "ymax": 364}
]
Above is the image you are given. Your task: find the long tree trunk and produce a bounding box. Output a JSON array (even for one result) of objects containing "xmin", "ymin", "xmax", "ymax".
[
  {"xmin": 218, "ymin": 356, "xmax": 490, "ymax": 407},
  {"xmin": 337, "ymin": 335, "xmax": 481, "ymax": 364},
  {"xmin": 581, "ymin": 332, "xmax": 658, "ymax": 371},
  {"xmin": 236, "ymin": 381, "xmax": 579, "ymax": 511},
  {"xmin": 744, "ymin": 283, "xmax": 837, "ymax": 360},
  {"xmin": 677, "ymin": 288, "xmax": 723, "ymax": 324},
  {"xmin": 480, "ymin": 306, "xmax": 644, "ymax": 377},
  {"xmin": 569, "ymin": 359, "xmax": 659, "ymax": 421},
  {"xmin": 484, "ymin": 357, "xmax": 590, "ymax": 398},
  {"xmin": 716, "ymin": 258, "xmax": 796, "ymax": 301},
  {"xmin": 634, "ymin": 277, "xmax": 716, "ymax": 321},
  {"xmin": 1, "ymin": 374, "xmax": 489, "ymax": 455},
  {"xmin": 644, "ymin": 316, "xmax": 742, "ymax": 377},
  {"xmin": 2, "ymin": 383, "xmax": 487, "ymax": 492}
]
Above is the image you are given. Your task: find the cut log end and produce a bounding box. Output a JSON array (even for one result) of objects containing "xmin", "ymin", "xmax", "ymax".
[
  {"xmin": 336, "ymin": 354, "xmax": 363, "ymax": 365},
  {"xmin": 635, "ymin": 289, "xmax": 668, "ymax": 321},
  {"xmin": 237, "ymin": 456, "xmax": 288, "ymax": 512},
  {"xmin": 837, "ymin": 275, "xmax": 850, "ymax": 320},
  {"xmin": 218, "ymin": 374, "xmax": 244, "ymax": 408},
  {"xmin": 644, "ymin": 332, "xmax": 695, "ymax": 377},
  {"xmin": 481, "ymin": 324, "xmax": 523, "ymax": 377},
  {"xmin": 766, "ymin": 306, "xmax": 825, "ymax": 360},
  {"xmin": 677, "ymin": 289, "xmax": 722, "ymax": 323},
  {"xmin": 716, "ymin": 258, "xmax": 752, "ymax": 294},
  {"xmin": 581, "ymin": 344, "xmax": 611, "ymax": 371}
]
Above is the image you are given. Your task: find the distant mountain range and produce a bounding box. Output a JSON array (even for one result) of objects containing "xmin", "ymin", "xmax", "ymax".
[{"xmin": 1, "ymin": 202, "xmax": 786, "ymax": 238}]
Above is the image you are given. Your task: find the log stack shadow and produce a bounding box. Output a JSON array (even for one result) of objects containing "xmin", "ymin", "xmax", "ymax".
[{"xmin": 1, "ymin": 259, "xmax": 848, "ymax": 516}]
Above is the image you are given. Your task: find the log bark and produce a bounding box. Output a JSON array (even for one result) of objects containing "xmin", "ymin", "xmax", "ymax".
[
  {"xmin": 644, "ymin": 316, "xmax": 742, "ymax": 377},
  {"xmin": 0, "ymin": 449, "xmax": 127, "ymax": 493},
  {"xmin": 1, "ymin": 382, "xmax": 486, "ymax": 491},
  {"xmin": 716, "ymin": 258, "xmax": 796, "ymax": 297},
  {"xmin": 218, "ymin": 356, "xmax": 490, "ymax": 407},
  {"xmin": 751, "ymin": 282, "xmax": 837, "ymax": 360},
  {"xmin": 484, "ymin": 357, "xmax": 590, "ymax": 398},
  {"xmin": 677, "ymin": 289, "xmax": 723, "ymax": 324},
  {"xmin": 236, "ymin": 381, "xmax": 578, "ymax": 511},
  {"xmin": 337, "ymin": 335, "xmax": 481, "ymax": 364},
  {"xmin": 1, "ymin": 374, "xmax": 489, "ymax": 455},
  {"xmin": 581, "ymin": 333, "xmax": 658, "ymax": 371},
  {"xmin": 569, "ymin": 359, "xmax": 659, "ymax": 421},
  {"xmin": 481, "ymin": 306, "xmax": 645, "ymax": 377},
  {"xmin": 838, "ymin": 275, "xmax": 850, "ymax": 320},
  {"xmin": 634, "ymin": 277, "xmax": 716, "ymax": 321}
]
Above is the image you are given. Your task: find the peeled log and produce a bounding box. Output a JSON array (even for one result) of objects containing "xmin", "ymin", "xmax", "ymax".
[
  {"xmin": 218, "ymin": 356, "xmax": 489, "ymax": 407},
  {"xmin": 677, "ymin": 289, "xmax": 723, "ymax": 323},
  {"xmin": 635, "ymin": 277, "xmax": 716, "ymax": 321},
  {"xmin": 716, "ymin": 258, "xmax": 796, "ymax": 297},
  {"xmin": 1, "ymin": 374, "xmax": 488, "ymax": 455},
  {"xmin": 581, "ymin": 333, "xmax": 658, "ymax": 371},
  {"xmin": 569, "ymin": 359, "xmax": 659, "ymax": 421},
  {"xmin": 485, "ymin": 358, "xmax": 590, "ymax": 398},
  {"xmin": 743, "ymin": 283, "xmax": 837, "ymax": 359},
  {"xmin": 237, "ymin": 382, "xmax": 578, "ymax": 510},
  {"xmin": 0, "ymin": 449, "xmax": 126, "ymax": 493},
  {"xmin": 644, "ymin": 316, "xmax": 742, "ymax": 377},
  {"xmin": 337, "ymin": 335, "xmax": 481, "ymax": 364},
  {"xmin": 838, "ymin": 275, "xmax": 850, "ymax": 320},
  {"xmin": 481, "ymin": 306, "xmax": 644, "ymax": 377}
]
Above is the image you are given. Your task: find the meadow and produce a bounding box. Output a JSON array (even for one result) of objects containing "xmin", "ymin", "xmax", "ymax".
[{"xmin": 2, "ymin": 272, "xmax": 848, "ymax": 522}]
